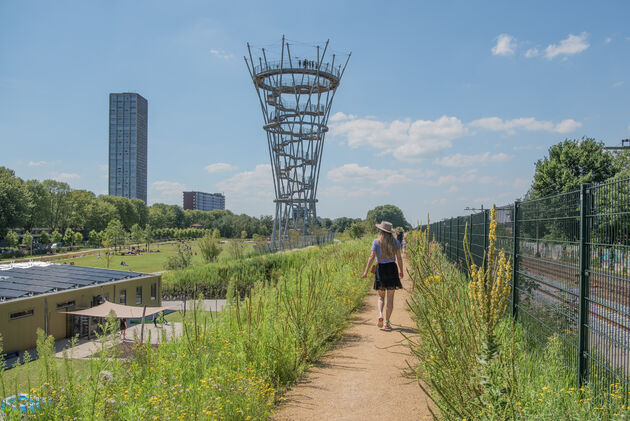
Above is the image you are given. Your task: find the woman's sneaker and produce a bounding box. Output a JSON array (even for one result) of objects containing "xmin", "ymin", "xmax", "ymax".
[
  {"xmin": 383, "ymin": 321, "xmax": 392, "ymax": 330},
  {"xmin": 377, "ymin": 316, "xmax": 383, "ymax": 328}
]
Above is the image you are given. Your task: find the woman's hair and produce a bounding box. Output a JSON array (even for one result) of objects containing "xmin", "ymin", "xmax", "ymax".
[{"xmin": 378, "ymin": 231, "xmax": 397, "ymax": 259}]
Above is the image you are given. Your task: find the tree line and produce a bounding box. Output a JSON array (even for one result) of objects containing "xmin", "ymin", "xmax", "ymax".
[
  {"xmin": 0, "ymin": 166, "xmax": 415, "ymax": 245},
  {"xmin": 0, "ymin": 167, "xmax": 274, "ymax": 239}
]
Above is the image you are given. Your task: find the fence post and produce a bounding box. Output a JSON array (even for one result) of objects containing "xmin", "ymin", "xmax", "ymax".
[
  {"xmin": 511, "ymin": 201, "xmax": 520, "ymax": 319},
  {"xmin": 483, "ymin": 208, "xmax": 488, "ymax": 267},
  {"xmin": 468, "ymin": 214, "xmax": 473, "ymax": 258},
  {"xmin": 448, "ymin": 218, "xmax": 453, "ymax": 262},
  {"xmin": 456, "ymin": 218, "xmax": 460, "ymax": 265},
  {"xmin": 577, "ymin": 183, "xmax": 592, "ymax": 386}
]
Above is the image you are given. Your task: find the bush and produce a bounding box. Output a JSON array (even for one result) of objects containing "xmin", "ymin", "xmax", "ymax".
[
  {"xmin": 405, "ymin": 222, "xmax": 630, "ymax": 420},
  {"xmin": 5, "ymin": 239, "xmax": 371, "ymax": 419}
]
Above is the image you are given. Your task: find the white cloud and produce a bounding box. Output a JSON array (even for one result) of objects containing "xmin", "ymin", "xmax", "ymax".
[
  {"xmin": 612, "ymin": 81, "xmax": 624, "ymax": 88},
  {"xmin": 28, "ymin": 160, "xmax": 48, "ymax": 167},
  {"xmin": 448, "ymin": 185, "xmax": 460, "ymax": 193},
  {"xmin": 525, "ymin": 48, "xmax": 539, "ymax": 58},
  {"xmin": 320, "ymin": 185, "xmax": 388, "ymax": 198},
  {"xmin": 423, "ymin": 170, "xmax": 478, "ymax": 187},
  {"xmin": 492, "ymin": 34, "xmax": 516, "ymax": 56},
  {"xmin": 544, "ymin": 33, "xmax": 589, "ymax": 59},
  {"xmin": 215, "ymin": 164, "xmax": 274, "ymax": 213},
  {"xmin": 205, "ymin": 163, "xmax": 238, "ymax": 173},
  {"xmin": 210, "ymin": 48, "xmax": 233, "ymax": 60},
  {"xmin": 433, "ymin": 152, "xmax": 511, "ymax": 168},
  {"xmin": 329, "ymin": 112, "xmax": 356, "ymax": 122},
  {"xmin": 327, "ymin": 163, "xmax": 416, "ymax": 185},
  {"xmin": 330, "ymin": 115, "xmax": 468, "ymax": 161},
  {"xmin": 54, "ymin": 173, "xmax": 80, "ymax": 181},
  {"xmin": 151, "ymin": 180, "xmax": 187, "ymax": 204},
  {"xmin": 605, "ymin": 37, "xmax": 613, "ymax": 44},
  {"xmin": 469, "ymin": 117, "xmax": 581, "ymax": 134}
]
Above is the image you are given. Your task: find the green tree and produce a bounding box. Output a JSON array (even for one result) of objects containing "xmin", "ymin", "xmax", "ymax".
[
  {"xmin": 22, "ymin": 231, "xmax": 33, "ymax": 256},
  {"xmin": 212, "ymin": 228, "xmax": 221, "ymax": 239},
  {"xmin": 103, "ymin": 219, "xmax": 125, "ymax": 253},
  {"xmin": 240, "ymin": 230, "xmax": 248, "ymax": 239},
  {"xmin": 63, "ymin": 228, "xmax": 75, "ymax": 246},
  {"xmin": 130, "ymin": 223, "xmax": 144, "ymax": 245},
  {"xmin": 41, "ymin": 179, "xmax": 72, "ymax": 231},
  {"xmin": 0, "ymin": 167, "xmax": 32, "ymax": 236},
  {"xmin": 5, "ymin": 231, "xmax": 19, "ymax": 248},
  {"xmin": 144, "ymin": 224, "xmax": 154, "ymax": 251},
  {"xmin": 86, "ymin": 198, "xmax": 118, "ymax": 232},
  {"xmin": 39, "ymin": 231, "xmax": 50, "ymax": 247},
  {"xmin": 25, "ymin": 179, "xmax": 51, "ymax": 230},
  {"xmin": 529, "ymin": 137, "xmax": 616, "ymax": 198},
  {"xmin": 88, "ymin": 230, "xmax": 100, "ymax": 247},
  {"xmin": 73, "ymin": 231, "xmax": 83, "ymax": 246},
  {"xmin": 348, "ymin": 223, "xmax": 365, "ymax": 239},
  {"xmin": 366, "ymin": 205, "xmax": 411, "ymax": 230},
  {"xmin": 51, "ymin": 230, "xmax": 62, "ymax": 244},
  {"xmin": 101, "ymin": 234, "xmax": 114, "ymax": 268},
  {"xmin": 198, "ymin": 234, "xmax": 221, "ymax": 262},
  {"xmin": 331, "ymin": 217, "xmax": 361, "ymax": 233},
  {"xmin": 164, "ymin": 242, "xmax": 193, "ymax": 270},
  {"xmin": 67, "ymin": 189, "xmax": 96, "ymax": 231}
]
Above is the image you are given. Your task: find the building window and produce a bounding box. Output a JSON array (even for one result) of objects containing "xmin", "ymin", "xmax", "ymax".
[
  {"xmin": 150, "ymin": 283, "xmax": 157, "ymax": 301},
  {"xmin": 10, "ymin": 309, "xmax": 34, "ymax": 320},
  {"xmin": 120, "ymin": 289, "xmax": 126, "ymax": 305},
  {"xmin": 136, "ymin": 286, "xmax": 142, "ymax": 305},
  {"xmin": 56, "ymin": 300, "xmax": 76, "ymax": 310}
]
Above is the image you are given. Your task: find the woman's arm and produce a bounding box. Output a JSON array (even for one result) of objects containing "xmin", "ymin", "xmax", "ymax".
[
  {"xmin": 361, "ymin": 250, "xmax": 376, "ymax": 278},
  {"xmin": 396, "ymin": 249, "xmax": 404, "ymax": 279}
]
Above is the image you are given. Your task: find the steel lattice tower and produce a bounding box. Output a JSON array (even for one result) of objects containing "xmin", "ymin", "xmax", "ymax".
[{"xmin": 245, "ymin": 37, "xmax": 350, "ymax": 245}]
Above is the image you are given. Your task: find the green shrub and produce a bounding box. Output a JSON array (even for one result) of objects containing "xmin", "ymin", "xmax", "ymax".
[{"xmin": 2, "ymin": 239, "xmax": 370, "ymax": 419}]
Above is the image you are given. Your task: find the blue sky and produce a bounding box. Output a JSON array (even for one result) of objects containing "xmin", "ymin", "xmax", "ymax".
[{"xmin": 1, "ymin": 1, "xmax": 629, "ymax": 224}]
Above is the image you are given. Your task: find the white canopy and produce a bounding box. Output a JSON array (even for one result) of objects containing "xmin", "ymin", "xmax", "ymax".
[{"xmin": 62, "ymin": 300, "xmax": 171, "ymax": 319}]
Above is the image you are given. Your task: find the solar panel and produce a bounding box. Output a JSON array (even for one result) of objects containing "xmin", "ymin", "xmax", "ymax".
[{"xmin": 0, "ymin": 264, "xmax": 149, "ymax": 301}]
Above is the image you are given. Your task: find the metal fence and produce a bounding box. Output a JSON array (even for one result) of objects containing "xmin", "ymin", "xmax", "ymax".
[{"xmin": 423, "ymin": 177, "xmax": 630, "ymax": 394}]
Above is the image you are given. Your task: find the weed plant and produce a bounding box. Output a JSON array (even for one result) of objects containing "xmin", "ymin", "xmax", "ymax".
[
  {"xmin": 406, "ymin": 222, "xmax": 630, "ymax": 420},
  {"xmin": 0, "ymin": 240, "xmax": 370, "ymax": 420}
]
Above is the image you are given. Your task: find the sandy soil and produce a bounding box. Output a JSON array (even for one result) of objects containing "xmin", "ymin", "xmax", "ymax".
[{"xmin": 273, "ymin": 257, "xmax": 432, "ymax": 421}]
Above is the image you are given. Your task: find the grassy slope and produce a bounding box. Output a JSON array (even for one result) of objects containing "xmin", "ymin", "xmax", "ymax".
[
  {"xmin": 1, "ymin": 358, "xmax": 92, "ymax": 394},
  {"xmin": 55, "ymin": 242, "xmax": 255, "ymax": 274}
]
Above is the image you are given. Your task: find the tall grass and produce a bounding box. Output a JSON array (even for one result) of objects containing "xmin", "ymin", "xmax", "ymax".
[
  {"xmin": 0, "ymin": 240, "xmax": 370, "ymax": 420},
  {"xmin": 406, "ymin": 224, "xmax": 630, "ymax": 420}
]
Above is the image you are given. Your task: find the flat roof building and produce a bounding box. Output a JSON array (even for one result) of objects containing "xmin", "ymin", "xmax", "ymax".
[
  {"xmin": 0, "ymin": 263, "xmax": 160, "ymax": 352},
  {"xmin": 109, "ymin": 92, "xmax": 148, "ymax": 203},
  {"xmin": 183, "ymin": 191, "xmax": 225, "ymax": 211}
]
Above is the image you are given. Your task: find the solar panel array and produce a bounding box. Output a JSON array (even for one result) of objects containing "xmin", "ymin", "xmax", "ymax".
[{"xmin": 0, "ymin": 265, "xmax": 144, "ymax": 301}]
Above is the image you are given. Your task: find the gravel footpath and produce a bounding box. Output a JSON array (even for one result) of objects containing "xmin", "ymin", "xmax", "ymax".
[{"xmin": 273, "ymin": 256, "xmax": 432, "ymax": 420}]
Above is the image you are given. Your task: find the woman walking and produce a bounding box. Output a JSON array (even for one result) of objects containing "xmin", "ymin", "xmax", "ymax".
[{"xmin": 362, "ymin": 221, "xmax": 404, "ymax": 330}]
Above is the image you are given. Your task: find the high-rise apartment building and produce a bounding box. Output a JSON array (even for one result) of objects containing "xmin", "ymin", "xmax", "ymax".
[
  {"xmin": 183, "ymin": 191, "xmax": 226, "ymax": 211},
  {"xmin": 109, "ymin": 93, "xmax": 148, "ymax": 203}
]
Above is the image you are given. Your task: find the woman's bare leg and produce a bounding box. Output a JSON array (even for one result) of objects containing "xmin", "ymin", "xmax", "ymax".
[
  {"xmin": 377, "ymin": 290, "xmax": 385, "ymax": 326},
  {"xmin": 385, "ymin": 289, "xmax": 395, "ymax": 323}
]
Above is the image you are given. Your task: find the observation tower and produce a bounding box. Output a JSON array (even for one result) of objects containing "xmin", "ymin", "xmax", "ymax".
[{"xmin": 245, "ymin": 37, "xmax": 350, "ymax": 245}]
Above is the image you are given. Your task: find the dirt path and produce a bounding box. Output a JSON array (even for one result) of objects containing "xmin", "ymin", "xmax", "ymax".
[{"xmin": 273, "ymin": 255, "xmax": 432, "ymax": 421}]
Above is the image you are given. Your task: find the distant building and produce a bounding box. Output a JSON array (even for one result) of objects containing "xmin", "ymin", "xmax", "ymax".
[
  {"xmin": 0, "ymin": 263, "xmax": 160, "ymax": 352},
  {"xmin": 109, "ymin": 93, "xmax": 148, "ymax": 203},
  {"xmin": 183, "ymin": 191, "xmax": 225, "ymax": 211}
]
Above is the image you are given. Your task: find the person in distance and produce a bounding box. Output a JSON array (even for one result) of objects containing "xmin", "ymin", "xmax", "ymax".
[{"xmin": 361, "ymin": 221, "xmax": 404, "ymax": 330}]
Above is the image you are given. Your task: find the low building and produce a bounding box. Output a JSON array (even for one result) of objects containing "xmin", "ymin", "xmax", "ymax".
[
  {"xmin": 0, "ymin": 262, "xmax": 161, "ymax": 353},
  {"xmin": 183, "ymin": 191, "xmax": 225, "ymax": 211}
]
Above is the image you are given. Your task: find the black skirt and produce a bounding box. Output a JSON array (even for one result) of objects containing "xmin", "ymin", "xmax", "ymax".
[{"xmin": 373, "ymin": 262, "xmax": 403, "ymax": 290}]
